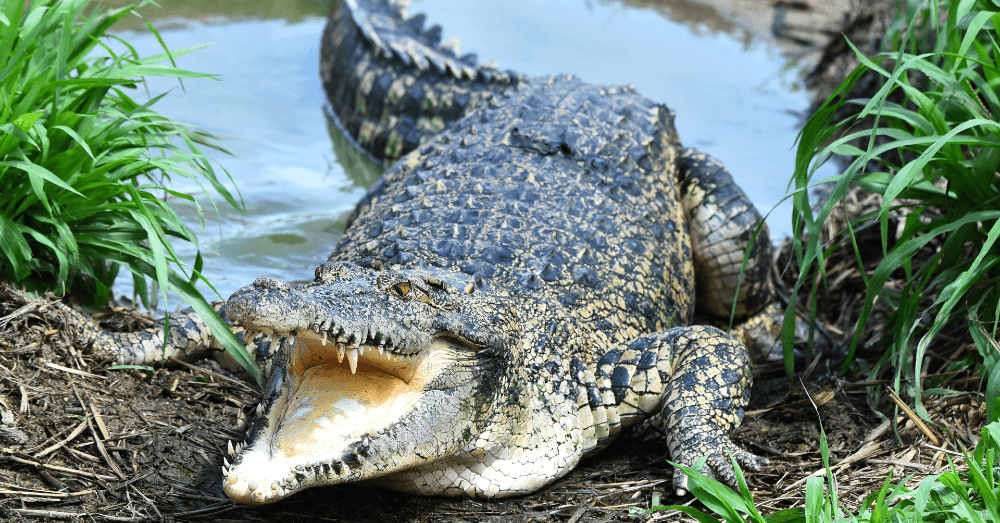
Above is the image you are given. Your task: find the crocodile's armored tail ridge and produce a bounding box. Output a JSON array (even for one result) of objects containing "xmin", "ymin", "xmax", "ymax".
[{"xmin": 321, "ymin": 0, "xmax": 521, "ymax": 166}]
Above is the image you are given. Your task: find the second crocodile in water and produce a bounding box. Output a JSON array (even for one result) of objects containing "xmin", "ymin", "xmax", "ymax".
[{"xmin": 220, "ymin": 0, "xmax": 780, "ymax": 504}]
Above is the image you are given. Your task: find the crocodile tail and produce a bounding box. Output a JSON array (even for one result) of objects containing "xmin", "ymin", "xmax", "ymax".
[{"xmin": 321, "ymin": 0, "xmax": 521, "ymax": 167}]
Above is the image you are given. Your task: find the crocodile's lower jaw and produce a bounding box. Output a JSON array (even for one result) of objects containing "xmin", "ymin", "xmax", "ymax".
[{"xmin": 223, "ymin": 336, "xmax": 445, "ymax": 504}]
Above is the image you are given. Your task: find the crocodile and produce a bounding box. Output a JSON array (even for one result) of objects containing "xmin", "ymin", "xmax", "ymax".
[
  {"xmin": 69, "ymin": 0, "xmax": 780, "ymax": 505},
  {"xmin": 214, "ymin": 0, "xmax": 780, "ymax": 504}
]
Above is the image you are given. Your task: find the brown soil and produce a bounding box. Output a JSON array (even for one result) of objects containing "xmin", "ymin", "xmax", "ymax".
[
  {"xmin": 0, "ymin": 1, "xmax": 989, "ymax": 521},
  {"xmin": 0, "ymin": 278, "xmax": 986, "ymax": 522}
]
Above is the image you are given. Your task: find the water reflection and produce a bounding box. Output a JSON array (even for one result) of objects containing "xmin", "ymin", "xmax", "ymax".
[
  {"xmin": 611, "ymin": 0, "xmax": 850, "ymax": 53},
  {"xmin": 104, "ymin": 0, "xmax": 329, "ymax": 28}
]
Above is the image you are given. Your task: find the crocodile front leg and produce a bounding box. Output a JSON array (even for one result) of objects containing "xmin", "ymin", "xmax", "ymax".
[
  {"xmin": 591, "ymin": 325, "xmax": 767, "ymax": 495},
  {"xmin": 58, "ymin": 302, "xmax": 266, "ymax": 373}
]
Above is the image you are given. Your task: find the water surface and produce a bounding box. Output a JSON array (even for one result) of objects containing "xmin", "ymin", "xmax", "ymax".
[{"xmin": 112, "ymin": 0, "xmax": 817, "ymax": 305}]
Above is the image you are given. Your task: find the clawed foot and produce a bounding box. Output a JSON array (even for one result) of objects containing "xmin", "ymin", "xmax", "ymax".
[{"xmin": 671, "ymin": 437, "xmax": 769, "ymax": 496}]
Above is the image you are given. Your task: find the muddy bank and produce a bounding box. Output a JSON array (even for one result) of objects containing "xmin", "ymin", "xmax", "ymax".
[{"xmin": 0, "ymin": 275, "xmax": 985, "ymax": 522}]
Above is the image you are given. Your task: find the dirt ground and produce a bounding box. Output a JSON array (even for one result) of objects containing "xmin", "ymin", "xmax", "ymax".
[
  {"xmin": 0, "ymin": 1, "xmax": 990, "ymax": 521},
  {"xmin": 0, "ymin": 264, "xmax": 986, "ymax": 522}
]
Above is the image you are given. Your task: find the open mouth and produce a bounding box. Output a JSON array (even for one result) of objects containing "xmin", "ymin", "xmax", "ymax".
[{"xmin": 222, "ymin": 324, "xmax": 467, "ymax": 504}]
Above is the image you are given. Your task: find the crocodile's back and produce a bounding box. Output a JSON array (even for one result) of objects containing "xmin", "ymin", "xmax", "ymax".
[{"xmin": 331, "ymin": 75, "xmax": 695, "ymax": 348}]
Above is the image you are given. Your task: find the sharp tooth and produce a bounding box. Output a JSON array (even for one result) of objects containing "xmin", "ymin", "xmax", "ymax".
[
  {"xmin": 287, "ymin": 334, "xmax": 295, "ymax": 346},
  {"xmin": 222, "ymin": 466, "xmax": 229, "ymax": 477},
  {"xmin": 359, "ymin": 345, "xmax": 365, "ymax": 356},
  {"xmin": 347, "ymin": 348, "xmax": 359, "ymax": 374},
  {"xmin": 337, "ymin": 344, "xmax": 346, "ymax": 363},
  {"xmin": 255, "ymin": 403, "xmax": 264, "ymax": 417},
  {"xmin": 227, "ymin": 440, "xmax": 235, "ymax": 458},
  {"xmin": 378, "ymin": 345, "xmax": 384, "ymax": 355},
  {"xmin": 322, "ymin": 331, "xmax": 328, "ymax": 346},
  {"xmin": 223, "ymin": 457, "xmax": 230, "ymax": 468}
]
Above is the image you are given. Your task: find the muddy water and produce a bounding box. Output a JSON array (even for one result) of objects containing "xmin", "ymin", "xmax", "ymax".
[{"xmin": 111, "ymin": 0, "xmax": 839, "ymax": 306}]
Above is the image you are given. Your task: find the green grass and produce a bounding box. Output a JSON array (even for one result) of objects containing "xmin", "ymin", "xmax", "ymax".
[
  {"xmin": 785, "ymin": 0, "xmax": 1000, "ymax": 420},
  {"xmin": 669, "ymin": 0, "xmax": 1000, "ymax": 520},
  {"xmin": 0, "ymin": 0, "xmax": 260, "ymax": 384},
  {"xmin": 646, "ymin": 1, "xmax": 1000, "ymax": 521},
  {"xmin": 638, "ymin": 415, "xmax": 1000, "ymax": 523}
]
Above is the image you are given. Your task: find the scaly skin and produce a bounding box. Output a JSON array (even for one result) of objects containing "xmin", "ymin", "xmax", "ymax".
[
  {"xmin": 219, "ymin": 0, "xmax": 778, "ymax": 497},
  {"xmin": 320, "ymin": 0, "xmax": 518, "ymax": 165},
  {"xmin": 62, "ymin": 303, "xmax": 219, "ymax": 365},
  {"xmin": 69, "ymin": 0, "xmax": 779, "ymax": 505},
  {"xmin": 60, "ymin": 302, "xmax": 277, "ymax": 376}
]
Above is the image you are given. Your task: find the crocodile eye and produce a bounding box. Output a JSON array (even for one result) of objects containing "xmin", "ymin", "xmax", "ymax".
[{"xmin": 392, "ymin": 281, "xmax": 411, "ymax": 298}]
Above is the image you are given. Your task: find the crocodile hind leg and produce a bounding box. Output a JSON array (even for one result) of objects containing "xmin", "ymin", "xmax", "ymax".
[
  {"xmin": 592, "ymin": 325, "xmax": 768, "ymax": 495},
  {"xmin": 680, "ymin": 148, "xmax": 782, "ymax": 360}
]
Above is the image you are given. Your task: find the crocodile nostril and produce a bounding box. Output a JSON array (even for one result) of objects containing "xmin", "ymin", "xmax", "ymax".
[{"xmin": 253, "ymin": 277, "xmax": 291, "ymax": 292}]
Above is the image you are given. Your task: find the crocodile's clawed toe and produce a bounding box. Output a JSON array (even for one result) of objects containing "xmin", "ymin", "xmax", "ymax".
[{"xmin": 671, "ymin": 438, "xmax": 768, "ymax": 496}]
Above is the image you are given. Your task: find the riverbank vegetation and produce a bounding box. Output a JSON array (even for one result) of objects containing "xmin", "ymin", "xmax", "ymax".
[
  {"xmin": 788, "ymin": 0, "xmax": 999, "ymax": 418},
  {"xmin": 642, "ymin": 420, "xmax": 1000, "ymax": 522},
  {"xmin": 0, "ymin": 0, "xmax": 258, "ymax": 380},
  {"xmin": 665, "ymin": 0, "xmax": 1000, "ymax": 520}
]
